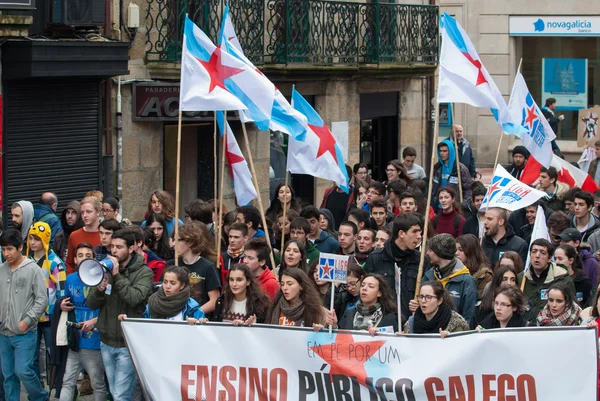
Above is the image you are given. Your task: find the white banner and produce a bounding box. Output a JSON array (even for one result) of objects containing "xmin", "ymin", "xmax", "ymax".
[{"xmin": 122, "ymin": 320, "xmax": 598, "ymax": 401}]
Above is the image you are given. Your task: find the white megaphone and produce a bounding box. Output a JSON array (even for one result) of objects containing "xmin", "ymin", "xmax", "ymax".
[{"xmin": 78, "ymin": 258, "xmax": 114, "ymax": 287}]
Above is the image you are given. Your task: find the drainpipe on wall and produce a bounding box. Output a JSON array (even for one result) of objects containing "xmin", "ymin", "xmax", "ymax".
[
  {"xmin": 103, "ymin": 0, "xmax": 115, "ymax": 197},
  {"xmin": 426, "ymin": 0, "xmax": 437, "ymax": 174},
  {"xmin": 116, "ymin": 77, "xmax": 123, "ymax": 209}
]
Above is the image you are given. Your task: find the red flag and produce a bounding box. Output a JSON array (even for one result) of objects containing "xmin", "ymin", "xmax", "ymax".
[
  {"xmin": 520, "ymin": 156, "xmax": 542, "ymax": 185},
  {"xmin": 520, "ymin": 154, "xmax": 600, "ymax": 193}
]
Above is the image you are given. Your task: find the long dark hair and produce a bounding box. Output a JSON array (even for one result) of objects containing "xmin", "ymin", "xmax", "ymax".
[
  {"xmin": 146, "ymin": 190, "xmax": 176, "ymax": 219},
  {"xmin": 361, "ymin": 273, "xmax": 398, "ymax": 314},
  {"xmin": 556, "ymin": 244, "xmax": 584, "ymax": 274},
  {"xmin": 456, "ymin": 234, "xmax": 491, "ymax": 275},
  {"xmin": 145, "ymin": 213, "xmax": 173, "ymax": 261},
  {"xmin": 268, "ymin": 267, "xmax": 325, "ymax": 326},
  {"xmin": 493, "ymin": 251, "xmax": 524, "ymax": 274},
  {"xmin": 266, "ymin": 184, "xmax": 301, "ymax": 219},
  {"xmin": 279, "ymin": 239, "xmax": 308, "ymax": 278},
  {"xmin": 548, "ymin": 282, "xmax": 576, "ymax": 307},
  {"xmin": 481, "ymin": 264, "xmax": 520, "ymax": 312},
  {"xmin": 223, "ymin": 264, "xmax": 270, "ymax": 320},
  {"xmin": 494, "ymin": 286, "xmax": 527, "ymax": 314},
  {"xmin": 386, "ymin": 159, "xmax": 412, "ymax": 183},
  {"xmin": 421, "ymin": 280, "xmax": 455, "ymax": 310},
  {"xmin": 438, "ymin": 187, "xmax": 462, "ymax": 214}
]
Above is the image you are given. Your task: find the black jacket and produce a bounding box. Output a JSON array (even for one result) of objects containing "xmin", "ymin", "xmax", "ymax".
[
  {"xmin": 482, "ymin": 226, "xmax": 529, "ymax": 267},
  {"xmin": 364, "ymin": 240, "xmax": 426, "ymax": 320},
  {"xmin": 338, "ymin": 307, "xmax": 398, "ymax": 332},
  {"xmin": 479, "ymin": 311, "xmax": 529, "ymax": 329},
  {"xmin": 463, "ymin": 215, "xmax": 481, "ymax": 238}
]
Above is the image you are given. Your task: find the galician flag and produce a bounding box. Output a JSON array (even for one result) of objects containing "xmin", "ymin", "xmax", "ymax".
[
  {"xmin": 179, "ymin": 16, "xmax": 248, "ymax": 111},
  {"xmin": 437, "ymin": 13, "xmax": 522, "ymax": 134},
  {"xmin": 507, "ymin": 71, "xmax": 556, "ymax": 168},
  {"xmin": 288, "ymin": 88, "xmax": 349, "ymax": 192},
  {"xmin": 215, "ymin": 111, "xmax": 257, "ymax": 205},
  {"xmin": 218, "ymin": 4, "xmax": 307, "ymax": 139},
  {"xmin": 480, "ymin": 165, "xmax": 546, "ymax": 212}
]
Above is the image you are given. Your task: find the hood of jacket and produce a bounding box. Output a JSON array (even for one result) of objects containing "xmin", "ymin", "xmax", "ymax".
[
  {"xmin": 14, "ymin": 200, "xmax": 34, "ymax": 240},
  {"xmin": 60, "ymin": 200, "xmax": 83, "ymax": 235},
  {"xmin": 319, "ymin": 208, "xmax": 336, "ymax": 233},
  {"xmin": 257, "ymin": 267, "xmax": 278, "ymax": 286},
  {"xmin": 525, "ymin": 261, "xmax": 569, "ymax": 284},
  {"xmin": 580, "ymin": 246, "xmax": 595, "ymax": 262},
  {"xmin": 316, "ymin": 229, "xmax": 333, "ymax": 244},
  {"xmin": 570, "ymin": 213, "xmax": 600, "ymax": 235},
  {"xmin": 436, "ymin": 138, "xmax": 457, "ymax": 171}
]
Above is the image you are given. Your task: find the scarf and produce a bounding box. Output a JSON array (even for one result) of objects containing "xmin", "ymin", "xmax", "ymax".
[
  {"xmin": 353, "ymin": 301, "xmax": 383, "ymax": 330},
  {"xmin": 413, "ymin": 302, "xmax": 453, "ymax": 334},
  {"xmin": 386, "ymin": 240, "xmax": 412, "ymax": 262},
  {"xmin": 268, "ymin": 297, "xmax": 305, "ymax": 326},
  {"xmin": 227, "ymin": 246, "xmax": 244, "ymax": 259},
  {"xmin": 148, "ymin": 286, "xmax": 191, "ymax": 319},
  {"xmin": 536, "ymin": 301, "xmax": 582, "ymax": 327}
]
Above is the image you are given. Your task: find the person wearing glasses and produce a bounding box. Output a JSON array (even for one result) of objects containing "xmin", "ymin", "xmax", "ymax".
[
  {"xmin": 403, "ymin": 281, "xmax": 469, "ymax": 336},
  {"xmin": 362, "ymin": 181, "xmax": 386, "ymax": 214},
  {"xmin": 477, "ymin": 286, "xmax": 529, "ymax": 330},
  {"xmin": 384, "ymin": 160, "xmax": 411, "ymax": 186},
  {"xmin": 338, "ymin": 259, "xmax": 366, "ymax": 316}
]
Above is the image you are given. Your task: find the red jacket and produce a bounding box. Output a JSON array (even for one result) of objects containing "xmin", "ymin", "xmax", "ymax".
[{"xmin": 257, "ymin": 268, "xmax": 279, "ymax": 300}]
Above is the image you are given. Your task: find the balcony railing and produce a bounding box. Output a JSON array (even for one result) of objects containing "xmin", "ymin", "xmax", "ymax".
[{"xmin": 145, "ymin": 0, "xmax": 439, "ymax": 66}]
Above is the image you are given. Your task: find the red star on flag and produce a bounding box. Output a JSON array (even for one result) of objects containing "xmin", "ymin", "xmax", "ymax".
[
  {"xmin": 486, "ymin": 180, "xmax": 502, "ymax": 200},
  {"xmin": 198, "ymin": 47, "xmax": 245, "ymax": 93},
  {"xmin": 462, "ymin": 53, "xmax": 488, "ymax": 86},
  {"xmin": 525, "ymin": 105, "xmax": 538, "ymax": 130},
  {"xmin": 309, "ymin": 123, "xmax": 338, "ymax": 164},
  {"xmin": 310, "ymin": 333, "xmax": 387, "ymax": 386},
  {"xmin": 320, "ymin": 263, "xmax": 332, "ymax": 279}
]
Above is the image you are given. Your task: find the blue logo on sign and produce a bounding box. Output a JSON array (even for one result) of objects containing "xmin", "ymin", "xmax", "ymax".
[{"xmin": 533, "ymin": 19, "xmax": 545, "ymax": 32}]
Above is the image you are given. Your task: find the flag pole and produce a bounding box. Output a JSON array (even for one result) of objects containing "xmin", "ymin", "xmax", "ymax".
[
  {"xmin": 214, "ymin": 112, "xmax": 218, "ymax": 202},
  {"xmin": 450, "ymin": 108, "xmax": 463, "ymax": 203},
  {"xmin": 216, "ymin": 111, "xmax": 227, "ymax": 274},
  {"xmin": 280, "ymin": 169, "xmax": 289, "ymax": 266},
  {"xmin": 238, "ymin": 111, "xmax": 278, "ymax": 271},
  {"xmin": 493, "ymin": 58, "xmax": 523, "ymax": 169},
  {"xmin": 415, "ymin": 94, "xmax": 440, "ymax": 298},
  {"xmin": 173, "ymin": 110, "xmax": 183, "ymax": 267}
]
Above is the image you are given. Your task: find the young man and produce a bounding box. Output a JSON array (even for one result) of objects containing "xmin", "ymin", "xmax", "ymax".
[
  {"xmin": 363, "ymin": 181, "xmax": 386, "ymax": 213},
  {"xmin": 506, "ymin": 146, "xmax": 529, "ymax": 180},
  {"xmin": 355, "ymin": 229, "xmax": 376, "ymax": 264},
  {"xmin": 320, "ymin": 164, "xmax": 354, "ymax": 231},
  {"xmin": 66, "ymin": 196, "xmax": 102, "ymax": 274},
  {"xmin": 54, "ymin": 200, "xmax": 83, "ymax": 262},
  {"xmin": 11, "ymin": 200, "xmax": 34, "ymax": 242},
  {"xmin": 59, "ymin": 242, "xmax": 106, "ymax": 401},
  {"xmin": 26, "ymin": 222, "xmax": 67, "ymax": 382},
  {"xmin": 365, "ymin": 214, "xmax": 424, "ymax": 319},
  {"xmin": 587, "ymin": 140, "xmax": 600, "ymax": 187},
  {"xmin": 300, "ymin": 206, "xmax": 339, "ymax": 253},
  {"xmin": 96, "ymin": 218, "xmax": 121, "ymax": 261},
  {"xmin": 450, "ymin": 124, "xmax": 476, "ymax": 178},
  {"xmin": 401, "ymin": 146, "xmax": 426, "ymax": 179},
  {"xmin": 541, "ymin": 98, "xmax": 564, "ymax": 156},
  {"xmin": 289, "ymin": 217, "xmax": 320, "ymax": 266},
  {"xmin": 519, "ymin": 203, "xmax": 539, "ymax": 245},
  {"xmin": 547, "ymin": 211, "xmax": 571, "ymax": 247},
  {"xmin": 518, "ymin": 239, "xmax": 574, "ymax": 322},
  {"xmin": 562, "ymin": 187, "xmax": 579, "ymax": 217},
  {"xmin": 538, "ymin": 166, "xmax": 566, "ymax": 212},
  {"xmin": 370, "ymin": 199, "xmax": 389, "ymax": 230},
  {"xmin": 34, "ymin": 192, "xmax": 62, "ymax": 248},
  {"xmin": 236, "ymin": 205, "xmax": 265, "ymax": 238},
  {"xmin": 169, "ymin": 222, "xmax": 221, "ymax": 314},
  {"xmin": 220, "ymin": 222, "xmax": 249, "ymax": 284},
  {"xmin": 462, "ymin": 185, "xmax": 487, "ymax": 240},
  {"xmin": 431, "ymin": 140, "xmax": 472, "ymax": 205},
  {"xmin": 337, "ymin": 221, "xmax": 358, "ymax": 256},
  {"xmin": 421, "ymin": 233, "xmax": 478, "ymax": 327},
  {"xmin": 0, "ymin": 229, "xmax": 48, "ymax": 401},
  {"xmin": 243, "ymin": 238, "xmax": 279, "ymax": 299},
  {"xmin": 86, "ymin": 229, "xmax": 153, "ymax": 401},
  {"xmin": 399, "ymin": 191, "xmax": 419, "ymax": 215},
  {"xmin": 570, "ymin": 190, "xmax": 600, "ymax": 242},
  {"xmin": 559, "ymin": 227, "xmax": 599, "ymax": 288},
  {"xmin": 482, "ymin": 207, "xmax": 528, "ymax": 267}
]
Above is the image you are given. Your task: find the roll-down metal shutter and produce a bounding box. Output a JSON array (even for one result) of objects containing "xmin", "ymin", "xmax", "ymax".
[{"xmin": 3, "ymin": 78, "xmax": 102, "ymax": 216}]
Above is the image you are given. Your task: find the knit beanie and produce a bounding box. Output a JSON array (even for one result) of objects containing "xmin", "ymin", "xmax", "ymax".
[
  {"xmin": 428, "ymin": 234, "xmax": 456, "ymax": 260},
  {"xmin": 512, "ymin": 145, "xmax": 529, "ymax": 158}
]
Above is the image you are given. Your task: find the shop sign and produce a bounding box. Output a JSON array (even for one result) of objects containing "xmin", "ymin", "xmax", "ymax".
[
  {"xmin": 133, "ymin": 82, "xmax": 216, "ymax": 121},
  {"xmin": 510, "ymin": 16, "xmax": 600, "ymax": 36}
]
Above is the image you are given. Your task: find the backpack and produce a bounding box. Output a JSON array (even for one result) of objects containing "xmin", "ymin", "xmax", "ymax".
[{"xmin": 433, "ymin": 214, "xmax": 462, "ymax": 237}]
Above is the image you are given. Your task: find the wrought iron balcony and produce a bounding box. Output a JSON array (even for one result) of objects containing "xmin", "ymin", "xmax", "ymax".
[{"xmin": 145, "ymin": 0, "xmax": 439, "ymax": 66}]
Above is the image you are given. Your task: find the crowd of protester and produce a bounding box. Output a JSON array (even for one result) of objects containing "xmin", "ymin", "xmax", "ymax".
[{"xmin": 1, "ymin": 134, "xmax": 600, "ymax": 400}]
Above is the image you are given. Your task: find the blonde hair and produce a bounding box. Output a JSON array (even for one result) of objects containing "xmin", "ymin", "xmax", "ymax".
[
  {"xmin": 85, "ymin": 190, "xmax": 104, "ymax": 201},
  {"xmin": 80, "ymin": 196, "xmax": 102, "ymax": 211}
]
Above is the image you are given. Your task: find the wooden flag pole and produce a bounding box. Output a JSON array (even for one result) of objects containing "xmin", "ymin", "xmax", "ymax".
[
  {"xmin": 173, "ymin": 110, "xmax": 184, "ymax": 267},
  {"xmin": 415, "ymin": 98, "xmax": 440, "ymax": 298},
  {"xmin": 450, "ymin": 108, "xmax": 463, "ymax": 204},
  {"xmin": 215, "ymin": 111, "xmax": 227, "ymax": 273},
  {"xmin": 280, "ymin": 171, "xmax": 289, "ymax": 257},
  {"xmin": 238, "ymin": 111, "xmax": 277, "ymax": 271},
  {"xmin": 214, "ymin": 112, "xmax": 218, "ymax": 202},
  {"xmin": 493, "ymin": 58, "xmax": 523, "ymax": 169}
]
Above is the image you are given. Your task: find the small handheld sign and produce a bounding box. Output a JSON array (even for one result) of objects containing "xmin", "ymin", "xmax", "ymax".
[{"xmin": 318, "ymin": 253, "xmax": 349, "ymax": 337}]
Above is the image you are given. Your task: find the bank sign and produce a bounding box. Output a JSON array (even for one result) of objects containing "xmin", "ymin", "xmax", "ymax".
[{"xmin": 510, "ymin": 16, "xmax": 600, "ymax": 36}]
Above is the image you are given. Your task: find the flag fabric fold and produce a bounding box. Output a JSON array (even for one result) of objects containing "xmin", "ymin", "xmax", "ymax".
[
  {"xmin": 521, "ymin": 154, "xmax": 600, "ymax": 193},
  {"xmin": 523, "ymin": 206, "xmax": 551, "ymax": 271},
  {"xmin": 215, "ymin": 111, "xmax": 257, "ymax": 205},
  {"xmin": 288, "ymin": 88, "xmax": 349, "ymax": 192},
  {"xmin": 480, "ymin": 165, "xmax": 547, "ymax": 212}
]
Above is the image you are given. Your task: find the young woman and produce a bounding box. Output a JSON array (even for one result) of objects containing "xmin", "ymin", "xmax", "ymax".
[
  {"xmin": 404, "ymin": 281, "xmax": 469, "ymax": 336},
  {"xmin": 456, "ymin": 234, "xmax": 493, "ymax": 297},
  {"xmin": 145, "ymin": 213, "xmax": 174, "ymax": 261},
  {"xmin": 493, "ymin": 251, "xmax": 524, "ymax": 274},
  {"xmin": 319, "ymin": 209, "xmax": 338, "ymax": 240},
  {"xmin": 477, "ymin": 264, "xmax": 520, "ymax": 324},
  {"xmin": 478, "ymin": 286, "xmax": 529, "ymax": 329},
  {"xmin": 119, "ymin": 266, "xmax": 206, "ymax": 323},
  {"xmin": 351, "ymin": 179, "xmax": 369, "ymax": 210},
  {"xmin": 555, "ymin": 245, "xmax": 593, "ymax": 307},
  {"xmin": 338, "ymin": 259, "xmax": 366, "ymax": 315},
  {"xmin": 374, "ymin": 227, "xmax": 391, "ymax": 249},
  {"xmin": 141, "ymin": 190, "xmax": 183, "ymax": 238},
  {"xmin": 537, "ymin": 283, "xmax": 582, "ymax": 327},
  {"xmin": 278, "ymin": 239, "xmax": 308, "ymax": 279},
  {"xmin": 385, "ymin": 160, "xmax": 411, "ymax": 185},
  {"xmin": 265, "ymin": 184, "xmax": 302, "ymax": 225},
  {"xmin": 102, "ymin": 197, "xmax": 125, "ymax": 223},
  {"xmin": 433, "ymin": 187, "xmax": 465, "ymax": 238},
  {"xmin": 274, "ymin": 210, "xmax": 299, "ymax": 251},
  {"xmin": 266, "ymin": 267, "xmax": 327, "ymax": 327},
  {"xmin": 214, "ymin": 264, "xmax": 271, "ymax": 324},
  {"xmin": 336, "ymin": 274, "xmax": 399, "ymax": 334}
]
